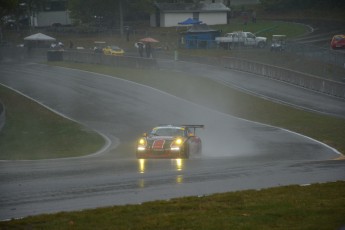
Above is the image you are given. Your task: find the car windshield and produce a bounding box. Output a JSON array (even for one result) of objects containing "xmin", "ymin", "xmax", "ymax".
[
  {"xmin": 110, "ymin": 46, "xmax": 121, "ymax": 51},
  {"xmin": 151, "ymin": 128, "xmax": 184, "ymax": 137}
]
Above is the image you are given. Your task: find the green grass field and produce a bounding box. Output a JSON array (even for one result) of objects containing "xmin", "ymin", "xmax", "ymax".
[
  {"xmin": 0, "ymin": 85, "xmax": 105, "ymax": 160},
  {"xmin": 1, "ymin": 181, "xmax": 344, "ymax": 229}
]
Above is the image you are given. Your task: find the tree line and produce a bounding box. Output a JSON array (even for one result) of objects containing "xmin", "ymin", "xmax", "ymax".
[
  {"xmin": 1, "ymin": 0, "xmax": 344, "ymax": 28},
  {"xmin": 260, "ymin": 0, "xmax": 345, "ymax": 11}
]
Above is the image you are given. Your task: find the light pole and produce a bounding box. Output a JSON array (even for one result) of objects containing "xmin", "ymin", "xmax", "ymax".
[
  {"xmin": 19, "ymin": 2, "xmax": 31, "ymax": 32},
  {"xmin": 119, "ymin": 0, "xmax": 124, "ymax": 37}
]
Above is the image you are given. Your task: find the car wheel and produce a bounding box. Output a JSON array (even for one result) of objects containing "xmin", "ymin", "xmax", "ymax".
[
  {"xmin": 181, "ymin": 144, "xmax": 190, "ymax": 159},
  {"xmin": 136, "ymin": 152, "xmax": 141, "ymax": 159},
  {"xmin": 197, "ymin": 143, "xmax": 202, "ymax": 154},
  {"xmin": 258, "ymin": 42, "xmax": 265, "ymax": 48}
]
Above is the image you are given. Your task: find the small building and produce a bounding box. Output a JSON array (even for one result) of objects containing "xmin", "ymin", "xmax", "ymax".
[
  {"xmin": 32, "ymin": 0, "xmax": 72, "ymax": 27},
  {"xmin": 180, "ymin": 24, "xmax": 220, "ymax": 49},
  {"xmin": 151, "ymin": 1, "xmax": 230, "ymax": 27}
]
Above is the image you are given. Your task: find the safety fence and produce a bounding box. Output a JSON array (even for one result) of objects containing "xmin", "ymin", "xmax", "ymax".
[
  {"xmin": 0, "ymin": 47, "xmax": 47, "ymax": 62},
  {"xmin": 286, "ymin": 42, "xmax": 345, "ymax": 68},
  {"xmin": 63, "ymin": 51, "xmax": 158, "ymax": 69},
  {"xmin": 221, "ymin": 57, "xmax": 345, "ymax": 98},
  {"xmin": 63, "ymin": 50, "xmax": 345, "ymax": 99}
]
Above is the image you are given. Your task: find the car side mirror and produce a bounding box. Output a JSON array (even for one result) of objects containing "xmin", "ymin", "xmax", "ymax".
[{"xmin": 142, "ymin": 133, "xmax": 147, "ymax": 137}]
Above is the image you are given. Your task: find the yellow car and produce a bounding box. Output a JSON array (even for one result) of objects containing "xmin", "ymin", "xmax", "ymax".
[{"xmin": 102, "ymin": 45, "xmax": 124, "ymax": 56}]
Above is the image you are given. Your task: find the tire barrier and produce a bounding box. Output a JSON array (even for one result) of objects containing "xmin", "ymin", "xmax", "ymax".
[
  {"xmin": 0, "ymin": 47, "xmax": 48, "ymax": 62},
  {"xmin": 222, "ymin": 57, "xmax": 345, "ymax": 99},
  {"xmin": 47, "ymin": 50, "xmax": 63, "ymax": 61},
  {"xmin": 63, "ymin": 51, "xmax": 157, "ymax": 69},
  {"xmin": 0, "ymin": 101, "xmax": 5, "ymax": 132}
]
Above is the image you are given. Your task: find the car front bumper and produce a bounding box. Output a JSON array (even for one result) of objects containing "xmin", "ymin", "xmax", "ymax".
[{"xmin": 136, "ymin": 149, "xmax": 187, "ymax": 159}]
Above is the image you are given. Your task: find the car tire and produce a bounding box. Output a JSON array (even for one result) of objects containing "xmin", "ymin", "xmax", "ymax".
[
  {"xmin": 136, "ymin": 152, "xmax": 141, "ymax": 159},
  {"xmin": 258, "ymin": 42, "xmax": 265, "ymax": 48},
  {"xmin": 197, "ymin": 143, "xmax": 202, "ymax": 154},
  {"xmin": 181, "ymin": 144, "xmax": 190, "ymax": 159}
]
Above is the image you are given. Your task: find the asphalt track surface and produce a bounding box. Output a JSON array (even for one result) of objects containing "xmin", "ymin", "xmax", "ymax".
[{"xmin": 0, "ymin": 61, "xmax": 344, "ymax": 220}]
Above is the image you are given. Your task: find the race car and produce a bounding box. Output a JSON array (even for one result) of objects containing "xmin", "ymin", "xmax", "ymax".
[
  {"xmin": 136, "ymin": 125, "xmax": 203, "ymax": 159},
  {"xmin": 102, "ymin": 45, "xmax": 125, "ymax": 56}
]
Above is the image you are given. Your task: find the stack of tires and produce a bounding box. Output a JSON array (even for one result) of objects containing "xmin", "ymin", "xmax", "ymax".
[{"xmin": 47, "ymin": 50, "xmax": 63, "ymax": 61}]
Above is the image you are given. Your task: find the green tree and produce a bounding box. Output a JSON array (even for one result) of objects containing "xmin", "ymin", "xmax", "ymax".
[
  {"xmin": 67, "ymin": 0, "xmax": 198, "ymax": 26},
  {"xmin": 0, "ymin": 0, "xmax": 19, "ymax": 23},
  {"xmin": 1, "ymin": 0, "xmax": 47, "ymax": 30},
  {"xmin": 260, "ymin": 0, "xmax": 345, "ymax": 11}
]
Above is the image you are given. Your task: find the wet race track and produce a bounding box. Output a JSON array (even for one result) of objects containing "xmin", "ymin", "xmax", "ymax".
[{"xmin": 0, "ymin": 62, "xmax": 345, "ymax": 220}]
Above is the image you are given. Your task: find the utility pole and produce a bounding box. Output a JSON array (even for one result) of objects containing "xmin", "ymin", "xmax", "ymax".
[{"xmin": 119, "ymin": 0, "xmax": 124, "ymax": 37}]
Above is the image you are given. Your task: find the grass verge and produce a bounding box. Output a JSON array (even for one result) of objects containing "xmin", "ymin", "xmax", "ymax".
[
  {"xmin": 1, "ymin": 181, "xmax": 344, "ymax": 229},
  {"xmin": 49, "ymin": 19, "xmax": 310, "ymax": 50},
  {"xmin": 0, "ymin": 85, "xmax": 105, "ymax": 160}
]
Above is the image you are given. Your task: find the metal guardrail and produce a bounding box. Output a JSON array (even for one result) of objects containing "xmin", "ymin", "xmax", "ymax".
[
  {"xmin": 1, "ymin": 47, "xmax": 344, "ymax": 99},
  {"xmin": 221, "ymin": 57, "xmax": 345, "ymax": 98}
]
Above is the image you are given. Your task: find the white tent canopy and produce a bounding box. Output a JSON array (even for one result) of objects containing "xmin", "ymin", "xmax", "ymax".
[{"xmin": 24, "ymin": 33, "xmax": 56, "ymax": 41}]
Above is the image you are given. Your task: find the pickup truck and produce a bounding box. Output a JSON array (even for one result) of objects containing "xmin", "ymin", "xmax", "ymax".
[{"xmin": 215, "ymin": 31, "xmax": 267, "ymax": 48}]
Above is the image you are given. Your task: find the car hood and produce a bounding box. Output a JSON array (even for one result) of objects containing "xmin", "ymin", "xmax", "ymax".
[
  {"xmin": 148, "ymin": 136, "xmax": 175, "ymax": 141},
  {"xmin": 257, "ymin": 36, "xmax": 267, "ymax": 42}
]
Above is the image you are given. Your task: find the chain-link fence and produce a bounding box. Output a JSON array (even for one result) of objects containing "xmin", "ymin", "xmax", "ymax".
[
  {"xmin": 174, "ymin": 38, "xmax": 345, "ymax": 82},
  {"xmin": 287, "ymin": 42, "xmax": 345, "ymax": 67},
  {"xmin": 3, "ymin": 26, "xmax": 344, "ymax": 81}
]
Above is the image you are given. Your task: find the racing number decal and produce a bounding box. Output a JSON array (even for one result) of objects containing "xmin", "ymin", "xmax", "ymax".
[{"xmin": 152, "ymin": 140, "xmax": 165, "ymax": 149}]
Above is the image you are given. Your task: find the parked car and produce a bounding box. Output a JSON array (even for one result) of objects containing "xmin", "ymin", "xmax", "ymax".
[
  {"xmin": 94, "ymin": 41, "xmax": 106, "ymax": 53},
  {"xmin": 103, "ymin": 45, "xmax": 124, "ymax": 56},
  {"xmin": 215, "ymin": 31, "xmax": 267, "ymax": 48},
  {"xmin": 331, "ymin": 35, "xmax": 345, "ymax": 49}
]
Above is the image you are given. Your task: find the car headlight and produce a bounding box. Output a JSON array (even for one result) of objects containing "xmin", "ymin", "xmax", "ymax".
[
  {"xmin": 139, "ymin": 138, "xmax": 146, "ymax": 145},
  {"xmin": 171, "ymin": 138, "xmax": 183, "ymax": 151},
  {"xmin": 175, "ymin": 138, "xmax": 182, "ymax": 145},
  {"xmin": 137, "ymin": 138, "xmax": 147, "ymax": 151}
]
